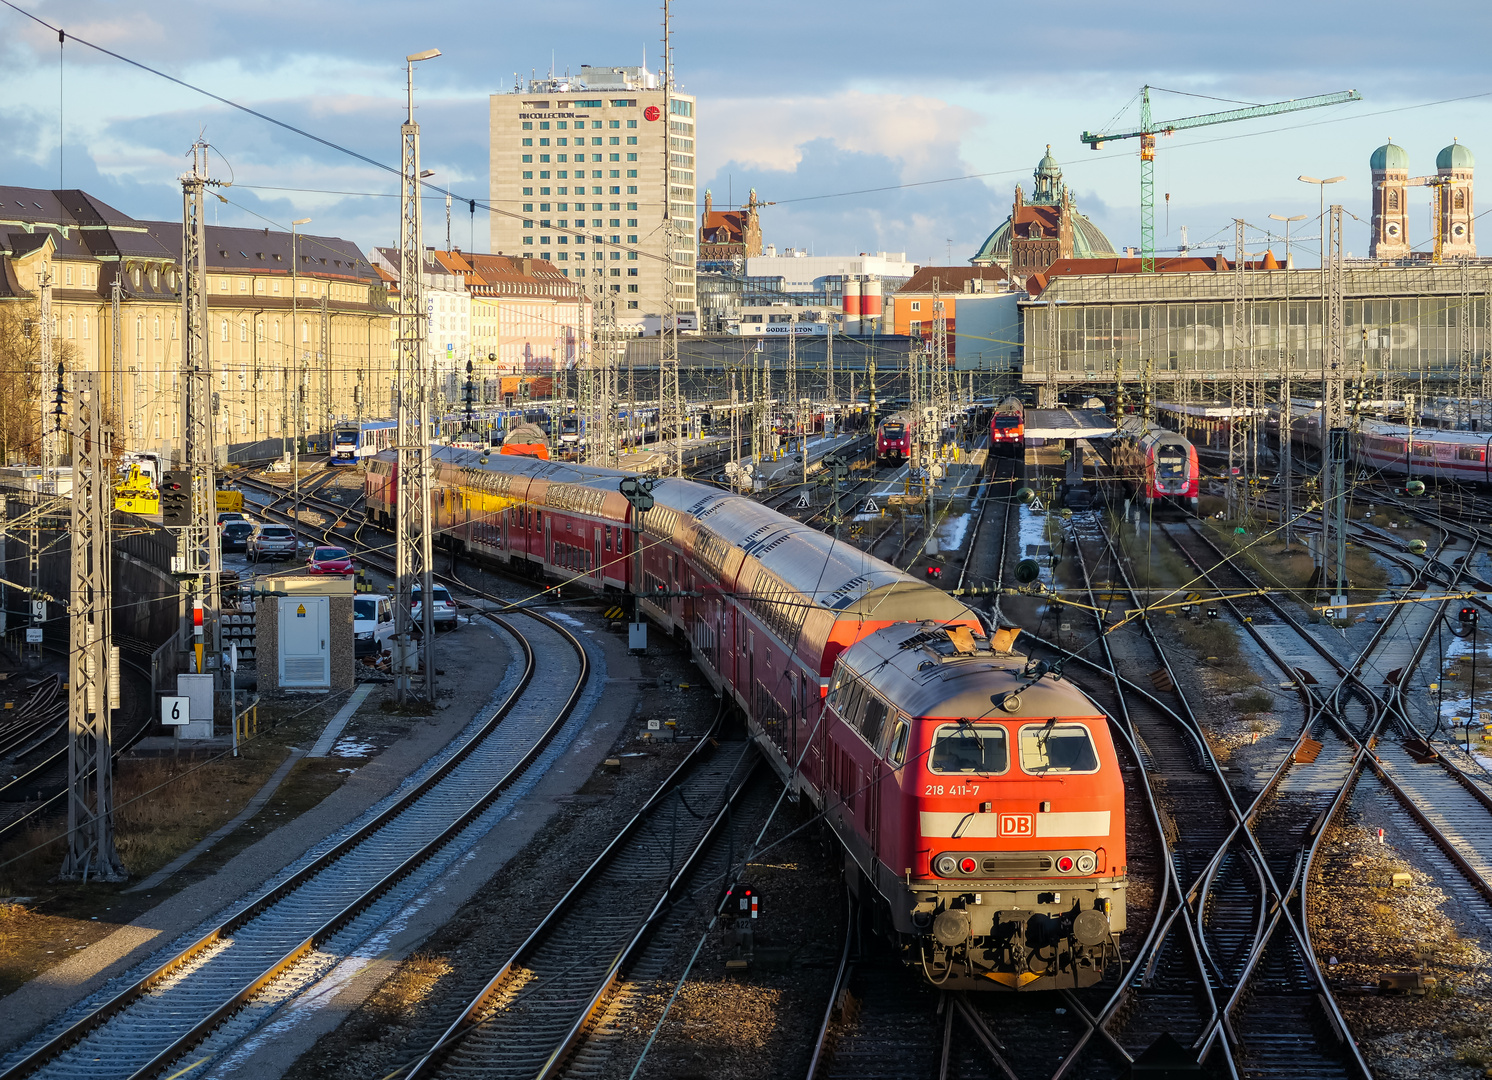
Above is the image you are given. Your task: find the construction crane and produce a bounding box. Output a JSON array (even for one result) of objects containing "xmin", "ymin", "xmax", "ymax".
[
  {"xmin": 1082, "ymin": 86, "xmax": 1362, "ymax": 272},
  {"xmin": 1405, "ymin": 174, "xmax": 1451, "ymax": 263}
]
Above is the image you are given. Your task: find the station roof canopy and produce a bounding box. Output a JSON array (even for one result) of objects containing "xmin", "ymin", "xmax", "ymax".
[{"xmin": 1025, "ymin": 408, "xmax": 1116, "ymax": 440}]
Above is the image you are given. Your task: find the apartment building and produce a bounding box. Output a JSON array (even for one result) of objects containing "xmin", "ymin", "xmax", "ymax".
[{"xmin": 0, "ymin": 186, "xmax": 392, "ymax": 464}]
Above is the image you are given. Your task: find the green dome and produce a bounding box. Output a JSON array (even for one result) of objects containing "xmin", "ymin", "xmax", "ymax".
[
  {"xmin": 970, "ymin": 211, "xmax": 1118, "ymax": 267},
  {"xmin": 1036, "ymin": 145, "xmax": 1060, "ymax": 177},
  {"xmin": 1438, "ymin": 141, "xmax": 1475, "ymax": 170},
  {"xmin": 1370, "ymin": 141, "xmax": 1408, "ymax": 171}
]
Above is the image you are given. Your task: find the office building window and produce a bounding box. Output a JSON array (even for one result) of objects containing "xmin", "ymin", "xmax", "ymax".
[
  {"xmin": 628, "ymin": 235, "xmax": 638, "ymax": 244},
  {"xmin": 627, "ymin": 201, "xmax": 638, "ymax": 210},
  {"xmin": 627, "ymin": 170, "xmax": 637, "ymax": 178},
  {"xmin": 628, "ymin": 251, "xmax": 638, "ymax": 260},
  {"xmin": 539, "ymin": 154, "xmax": 549, "ymax": 163},
  {"xmin": 627, "ymin": 268, "xmax": 639, "ymax": 277},
  {"xmin": 627, "ymin": 186, "xmax": 637, "ymax": 194},
  {"xmin": 610, "ymin": 170, "xmax": 620, "ymax": 178},
  {"xmin": 522, "ymin": 137, "xmax": 532, "ymax": 146},
  {"xmin": 627, "ymin": 284, "xmax": 638, "ymax": 292},
  {"xmin": 523, "ymin": 187, "xmax": 533, "ymax": 195},
  {"xmin": 611, "ymin": 268, "xmax": 621, "ymax": 276},
  {"xmin": 523, "ymin": 219, "xmax": 533, "ymax": 228},
  {"xmin": 541, "ymin": 187, "xmax": 551, "ymax": 194},
  {"xmin": 558, "ymin": 170, "xmax": 567, "ymax": 178},
  {"xmin": 609, "ymin": 137, "xmax": 619, "ymax": 145},
  {"xmin": 540, "ymin": 171, "xmax": 550, "ymax": 179},
  {"xmin": 523, "ymin": 171, "xmax": 533, "ymax": 179},
  {"xmin": 539, "ymin": 137, "xmax": 549, "ymax": 145},
  {"xmin": 609, "ymin": 119, "xmax": 620, "ymax": 128},
  {"xmin": 610, "ymin": 186, "xmax": 621, "ymax": 194},
  {"xmin": 523, "ymin": 237, "xmax": 533, "ymax": 246},
  {"xmin": 627, "ymin": 119, "xmax": 637, "ymax": 128},
  {"xmin": 522, "ymin": 154, "xmax": 532, "ymax": 163},
  {"xmin": 627, "ymin": 153, "xmax": 637, "ymax": 161},
  {"xmin": 558, "ymin": 252, "xmax": 568, "ymax": 260},
  {"xmin": 591, "ymin": 120, "xmax": 602, "ymax": 128},
  {"xmin": 627, "ymin": 300, "xmax": 639, "ymax": 308},
  {"xmin": 540, "ymin": 236, "xmax": 550, "ymax": 245},
  {"xmin": 610, "ymin": 251, "xmax": 621, "ymax": 260},
  {"xmin": 539, "ymin": 121, "xmax": 549, "ymax": 129},
  {"xmin": 627, "ymin": 136, "xmax": 637, "ymax": 145},
  {"xmin": 522, "ymin": 203, "xmax": 533, "ymax": 211},
  {"xmin": 627, "ymin": 218, "xmax": 637, "ymax": 227},
  {"xmin": 609, "ymin": 154, "xmax": 620, "ymax": 162},
  {"xmin": 592, "ymin": 155, "xmax": 602, "ymax": 163},
  {"xmin": 523, "ymin": 121, "xmax": 532, "ymax": 129}
]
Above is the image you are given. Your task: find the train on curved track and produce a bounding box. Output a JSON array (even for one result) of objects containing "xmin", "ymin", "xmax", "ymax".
[
  {"xmin": 1111, "ymin": 415, "xmax": 1201, "ymax": 510},
  {"xmin": 366, "ymin": 449, "xmax": 1127, "ymax": 990},
  {"xmin": 1283, "ymin": 407, "xmax": 1492, "ymax": 485}
]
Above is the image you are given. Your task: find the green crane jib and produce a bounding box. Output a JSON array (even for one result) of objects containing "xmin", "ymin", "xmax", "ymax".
[{"xmin": 1081, "ymin": 87, "xmax": 1362, "ymax": 273}]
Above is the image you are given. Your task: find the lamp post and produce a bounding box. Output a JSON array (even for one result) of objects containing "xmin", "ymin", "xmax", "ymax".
[
  {"xmin": 290, "ymin": 217, "xmax": 311, "ymax": 534},
  {"xmin": 1298, "ymin": 175, "xmax": 1346, "ymax": 268},
  {"xmin": 1269, "ymin": 213, "xmax": 1307, "ymax": 547}
]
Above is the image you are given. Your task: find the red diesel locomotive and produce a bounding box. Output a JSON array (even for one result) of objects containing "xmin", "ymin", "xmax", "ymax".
[
  {"xmin": 989, "ymin": 396, "xmax": 1025, "ymax": 455},
  {"xmin": 365, "ymin": 449, "xmax": 1128, "ymax": 989},
  {"xmin": 876, "ymin": 412, "xmax": 914, "ymax": 466}
]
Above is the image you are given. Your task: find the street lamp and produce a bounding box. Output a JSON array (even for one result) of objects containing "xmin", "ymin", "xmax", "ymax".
[
  {"xmin": 1269, "ymin": 213, "xmax": 1307, "ymax": 548},
  {"xmin": 1298, "ymin": 175, "xmax": 1346, "ymax": 267},
  {"xmin": 290, "ymin": 217, "xmax": 311, "ymax": 532}
]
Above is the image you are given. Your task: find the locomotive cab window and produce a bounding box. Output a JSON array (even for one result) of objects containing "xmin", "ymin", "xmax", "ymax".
[
  {"xmin": 929, "ymin": 724, "xmax": 1008, "ymax": 775},
  {"xmin": 888, "ymin": 717, "xmax": 911, "ymax": 765},
  {"xmin": 1018, "ymin": 722, "xmax": 1099, "ymax": 774}
]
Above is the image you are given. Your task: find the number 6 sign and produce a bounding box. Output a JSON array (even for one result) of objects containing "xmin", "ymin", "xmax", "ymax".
[{"xmin": 161, "ymin": 696, "xmax": 190, "ymax": 726}]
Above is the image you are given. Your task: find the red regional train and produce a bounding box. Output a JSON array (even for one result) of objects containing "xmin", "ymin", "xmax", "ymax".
[
  {"xmin": 366, "ymin": 450, "xmax": 1128, "ymax": 990},
  {"xmin": 876, "ymin": 412, "xmax": 914, "ymax": 466},
  {"xmin": 989, "ymin": 396, "xmax": 1025, "ymax": 455},
  {"xmin": 1111, "ymin": 416, "xmax": 1200, "ymax": 510}
]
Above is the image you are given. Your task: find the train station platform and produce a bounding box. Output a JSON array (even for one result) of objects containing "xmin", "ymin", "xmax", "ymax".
[{"xmin": 1024, "ymin": 408, "xmax": 1116, "ymax": 441}]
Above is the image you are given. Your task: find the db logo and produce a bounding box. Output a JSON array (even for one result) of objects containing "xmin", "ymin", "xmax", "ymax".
[{"xmin": 999, "ymin": 814, "xmax": 1034, "ymax": 837}]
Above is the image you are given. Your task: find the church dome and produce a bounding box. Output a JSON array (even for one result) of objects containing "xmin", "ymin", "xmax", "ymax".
[
  {"xmin": 1036, "ymin": 145, "xmax": 1061, "ymax": 178},
  {"xmin": 1371, "ymin": 141, "xmax": 1409, "ymax": 171},
  {"xmin": 970, "ymin": 212, "xmax": 1118, "ymax": 267},
  {"xmin": 1437, "ymin": 140, "xmax": 1475, "ymax": 170}
]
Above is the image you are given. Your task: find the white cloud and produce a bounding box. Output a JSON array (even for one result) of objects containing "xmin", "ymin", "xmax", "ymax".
[{"xmin": 699, "ymin": 90, "xmax": 983, "ymax": 177}]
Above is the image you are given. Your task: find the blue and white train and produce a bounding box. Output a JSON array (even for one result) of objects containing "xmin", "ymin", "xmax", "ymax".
[{"xmin": 331, "ymin": 420, "xmax": 398, "ymax": 464}]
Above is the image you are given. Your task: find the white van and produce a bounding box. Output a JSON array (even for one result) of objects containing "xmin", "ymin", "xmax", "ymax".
[{"xmin": 354, "ymin": 595, "xmax": 395, "ymax": 657}]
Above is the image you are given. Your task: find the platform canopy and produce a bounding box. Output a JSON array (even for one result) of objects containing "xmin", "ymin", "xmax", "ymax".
[{"xmin": 1024, "ymin": 408, "xmax": 1117, "ymax": 440}]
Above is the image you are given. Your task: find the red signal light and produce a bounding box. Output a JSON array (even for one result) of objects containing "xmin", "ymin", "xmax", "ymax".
[
  {"xmin": 958, "ymin": 857, "xmax": 977, "ymax": 874},
  {"xmin": 1056, "ymin": 856, "xmax": 1075, "ymax": 873}
]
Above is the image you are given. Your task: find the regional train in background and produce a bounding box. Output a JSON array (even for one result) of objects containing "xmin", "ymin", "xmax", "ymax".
[
  {"xmin": 876, "ymin": 412, "xmax": 914, "ymax": 466},
  {"xmin": 989, "ymin": 396, "xmax": 1025, "ymax": 455},
  {"xmin": 1279, "ymin": 402, "xmax": 1492, "ymax": 485},
  {"xmin": 365, "ymin": 450, "xmax": 1128, "ymax": 990},
  {"xmin": 1110, "ymin": 414, "xmax": 1201, "ymax": 510}
]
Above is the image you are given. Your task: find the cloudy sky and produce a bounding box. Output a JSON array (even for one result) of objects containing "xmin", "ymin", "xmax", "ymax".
[{"xmin": 3, "ymin": 0, "xmax": 1490, "ymax": 267}]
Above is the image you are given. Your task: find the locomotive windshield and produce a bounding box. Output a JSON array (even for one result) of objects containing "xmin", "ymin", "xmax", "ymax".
[
  {"xmin": 1155, "ymin": 452, "xmax": 1186, "ymax": 477},
  {"xmin": 994, "ymin": 416, "xmax": 1020, "ymax": 428},
  {"xmin": 333, "ymin": 430, "xmax": 358, "ymax": 446},
  {"xmin": 1019, "ymin": 723, "xmax": 1099, "ymax": 774},
  {"xmin": 929, "ymin": 724, "xmax": 1008, "ymax": 774},
  {"xmin": 883, "ymin": 424, "xmax": 905, "ymax": 438}
]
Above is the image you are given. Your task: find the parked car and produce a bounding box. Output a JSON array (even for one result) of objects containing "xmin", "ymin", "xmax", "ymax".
[
  {"xmin": 218, "ymin": 511, "xmax": 249, "ymax": 526},
  {"xmin": 220, "ymin": 520, "xmax": 254, "ymax": 551},
  {"xmin": 410, "ymin": 583, "xmax": 458, "ymax": 629},
  {"xmin": 353, "ymin": 595, "xmax": 395, "ymax": 657},
  {"xmin": 308, "ymin": 545, "xmax": 355, "ymax": 575},
  {"xmin": 247, "ymin": 524, "xmax": 299, "ymax": 562}
]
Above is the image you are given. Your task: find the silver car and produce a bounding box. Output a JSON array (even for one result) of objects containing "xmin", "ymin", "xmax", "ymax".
[
  {"xmin": 410, "ymin": 584, "xmax": 458, "ymax": 629},
  {"xmin": 247, "ymin": 524, "xmax": 299, "ymax": 562}
]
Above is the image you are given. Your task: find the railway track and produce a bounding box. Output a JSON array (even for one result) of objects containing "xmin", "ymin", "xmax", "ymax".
[
  {"xmin": 402, "ymin": 738, "xmax": 765, "ymax": 1080},
  {"xmin": 0, "ymin": 574, "xmax": 595, "ymax": 1080}
]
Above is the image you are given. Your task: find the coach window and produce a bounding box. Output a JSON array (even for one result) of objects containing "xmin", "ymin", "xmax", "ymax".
[
  {"xmin": 858, "ymin": 695, "xmax": 889, "ymax": 748},
  {"xmin": 1018, "ymin": 723, "xmax": 1099, "ymax": 774},
  {"xmin": 929, "ymin": 724, "xmax": 1008, "ymax": 775},
  {"xmin": 887, "ymin": 716, "xmax": 911, "ymax": 765}
]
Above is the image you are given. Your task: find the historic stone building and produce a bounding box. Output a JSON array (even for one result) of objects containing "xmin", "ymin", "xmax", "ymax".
[
  {"xmin": 0, "ymin": 186, "xmax": 393, "ymax": 465},
  {"xmin": 971, "ymin": 147, "xmax": 1118, "ymax": 280},
  {"xmin": 698, "ymin": 188, "xmax": 763, "ymax": 270}
]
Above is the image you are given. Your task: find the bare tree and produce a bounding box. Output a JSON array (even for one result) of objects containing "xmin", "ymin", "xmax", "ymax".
[{"xmin": 0, "ymin": 302, "xmax": 44, "ymax": 466}]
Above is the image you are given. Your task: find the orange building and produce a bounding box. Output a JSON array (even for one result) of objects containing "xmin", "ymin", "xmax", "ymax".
[{"xmin": 886, "ymin": 266, "xmax": 1009, "ymax": 357}]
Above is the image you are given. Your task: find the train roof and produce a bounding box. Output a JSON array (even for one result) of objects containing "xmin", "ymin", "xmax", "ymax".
[
  {"xmin": 1117, "ymin": 415, "xmax": 1189, "ymax": 446},
  {"xmin": 419, "ymin": 447, "xmax": 976, "ymax": 625},
  {"xmin": 839, "ymin": 622, "xmax": 1104, "ymax": 720},
  {"xmin": 1027, "ymin": 408, "xmax": 1115, "ymax": 440},
  {"xmin": 1275, "ymin": 404, "xmax": 1492, "ymax": 444}
]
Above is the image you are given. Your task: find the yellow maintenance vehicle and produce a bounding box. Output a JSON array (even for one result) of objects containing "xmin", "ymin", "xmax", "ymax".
[{"xmin": 114, "ymin": 464, "xmax": 160, "ymax": 515}]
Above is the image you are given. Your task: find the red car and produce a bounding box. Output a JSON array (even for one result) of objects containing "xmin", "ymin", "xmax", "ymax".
[{"xmin": 308, "ymin": 546, "xmax": 355, "ymax": 576}]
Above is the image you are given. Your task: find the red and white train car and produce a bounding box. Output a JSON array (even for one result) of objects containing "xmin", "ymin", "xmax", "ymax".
[
  {"xmin": 366, "ymin": 449, "xmax": 1129, "ymax": 989},
  {"xmin": 989, "ymin": 396, "xmax": 1025, "ymax": 455},
  {"xmin": 1111, "ymin": 416, "xmax": 1200, "ymax": 509},
  {"xmin": 876, "ymin": 412, "xmax": 914, "ymax": 466}
]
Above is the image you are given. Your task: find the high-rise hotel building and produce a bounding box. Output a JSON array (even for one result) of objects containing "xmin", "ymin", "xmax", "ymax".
[{"xmin": 489, "ymin": 65, "xmax": 696, "ymax": 333}]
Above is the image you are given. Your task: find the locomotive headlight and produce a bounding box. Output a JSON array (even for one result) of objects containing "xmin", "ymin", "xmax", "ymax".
[
  {"xmin": 1056, "ymin": 856, "xmax": 1076, "ymax": 873},
  {"xmin": 1076, "ymin": 853, "xmax": 1097, "ymax": 874},
  {"xmin": 935, "ymin": 855, "xmax": 959, "ymax": 877}
]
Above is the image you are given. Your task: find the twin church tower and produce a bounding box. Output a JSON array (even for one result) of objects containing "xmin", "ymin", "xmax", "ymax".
[{"xmin": 1370, "ymin": 139, "xmax": 1476, "ymax": 259}]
